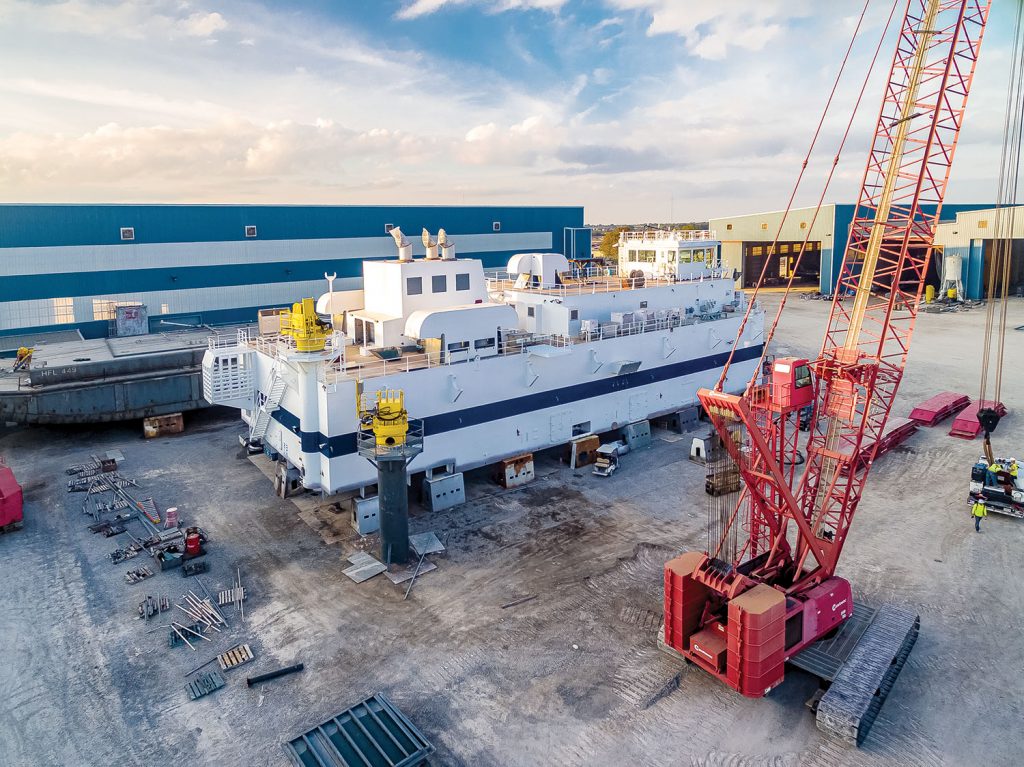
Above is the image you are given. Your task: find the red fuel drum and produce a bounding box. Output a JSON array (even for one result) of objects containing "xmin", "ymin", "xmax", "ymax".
[{"xmin": 184, "ymin": 532, "xmax": 201, "ymax": 556}]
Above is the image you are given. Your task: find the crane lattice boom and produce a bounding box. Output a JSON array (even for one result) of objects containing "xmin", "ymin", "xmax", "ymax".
[{"xmin": 664, "ymin": 0, "xmax": 990, "ymax": 706}]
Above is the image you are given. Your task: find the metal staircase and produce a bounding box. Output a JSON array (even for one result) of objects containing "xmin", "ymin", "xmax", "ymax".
[{"xmin": 249, "ymin": 365, "xmax": 286, "ymax": 443}]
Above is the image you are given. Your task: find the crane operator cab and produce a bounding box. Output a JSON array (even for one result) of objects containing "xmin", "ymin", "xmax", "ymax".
[{"xmin": 770, "ymin": 356, "xmax": 814, "ymax": 412}]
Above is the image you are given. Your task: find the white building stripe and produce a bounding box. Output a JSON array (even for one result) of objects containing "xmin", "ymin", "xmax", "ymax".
[
  {"xmin": 0, "ymin": 231, "xmax": 553, "ymax": 276},
  {"xmin": 0, "ymin": 277, "xmax": 362, "ymax": 331}
]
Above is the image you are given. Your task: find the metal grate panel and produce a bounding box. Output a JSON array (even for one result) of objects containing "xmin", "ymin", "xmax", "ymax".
[{"xmin": 284, "ymin": 693, "xmax": 433, "ymax": 767}]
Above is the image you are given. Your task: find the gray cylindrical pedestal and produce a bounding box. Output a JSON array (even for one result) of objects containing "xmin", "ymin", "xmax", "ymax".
[{"xmin": 378, "ymin": 456, "xmax": 410, "ymax": 564}]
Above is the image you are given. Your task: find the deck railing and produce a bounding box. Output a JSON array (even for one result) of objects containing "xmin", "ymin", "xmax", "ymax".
[
  {"xmin": 486, "ymin": 265, "xmax": 734, "ymax": 297},
  {"xmin": 620, "ymin": 229, "xmax": 717, "ymax": 241},
  {"xmin": 207, "ymin": 327, "xmax": 252, "ymax": 349},
  {"xmin": 314, "ymin": 301, "xmax": 751, "ymax": 385}
]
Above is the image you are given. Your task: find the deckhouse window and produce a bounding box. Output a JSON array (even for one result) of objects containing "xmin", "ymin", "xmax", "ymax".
[
  {"xmin": 407, "ymin": 277, "xmax": 423, "ymax": 295},
  {"xmin": 456, "ymin": 273, "xmax": 470, "ymax": 291},
  {"xmin": 432, "ymin": 275, "xmax": 447, "ymax": 293}
]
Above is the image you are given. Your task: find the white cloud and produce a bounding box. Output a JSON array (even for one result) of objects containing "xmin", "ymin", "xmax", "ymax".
[
  {"xmin": 606, "ymin": 0, "xmax": 809, "ymax": 60},
  {"xmin": 181, "ymin": 11, "xmax": 228, "ymax": 38},
  {"xmin": 461, "ymin": 113, "xmax": 565, "ymax": 166},
  {"xmin": 0, "ymin": 119, "xmax": 437, "ymax": 192},
  {"xmin": 0, "ymin": 0, "xmax": 232, "ymax": 42},
  {"xmin": 396, "ymin": 0, "xmax": 566, "ymax": 21},
  {"xmin": 0, "ymin": 0, "xmax": 1010, "ymax": 220}
]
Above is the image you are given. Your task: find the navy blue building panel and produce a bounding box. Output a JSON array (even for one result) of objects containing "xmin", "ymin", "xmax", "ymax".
[
  {"xmin": 0, "ymin": 204, "xmax": 586, "ymax": 339},
  {"xmin": 827, "ymin": 203, "xmax": 992, "ymax": 295}
]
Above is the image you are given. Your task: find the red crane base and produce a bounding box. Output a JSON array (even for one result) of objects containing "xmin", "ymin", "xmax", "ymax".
[{"xmin": 663, "ymin": 552, "xmax": 853, "ymax": 697}]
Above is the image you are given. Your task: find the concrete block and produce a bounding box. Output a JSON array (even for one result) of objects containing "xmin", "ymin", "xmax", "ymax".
[
  {"xmin": 143, "ymin": 413, "xmax": 184, "ymax": 439},
  {"xmin": 623, "ymin": 420, "xmax": 652, "ymax": 450},
  {"xmin": 422, "ymin": 472, "xmax": 465, "ymax": 512},
  {"xmin": 497, "ymin": 454, "xmax": 535, "ymax": 488},
  {"xmin": 689, "ymin": 436, "xmax": 711, "ymax": 464},
  {"xmin": 351, "ymin": 495, "xmax": 380, "ymax": 535},
  {"xmin": 274, "ymin": 462, "xmax": 302, "ymax": 499},
  {"xmin": 569, "ymin": 434, "xmax": 600, "ymax": 469},
  {"xmin": 654, "ymin": 406, "xmax": 702, "ymax": 434}
]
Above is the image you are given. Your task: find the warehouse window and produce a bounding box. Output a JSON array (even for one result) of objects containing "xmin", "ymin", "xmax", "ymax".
[
  {"xmin": 978, "ymin": 220, "xmax": 988, "ymax": 229},
  {"xmin": 456, "ymin": 273, "xmax": 470, "ymax": 291},
  {"xmin": 120, "ymin": 227, "xmax": 135, "ymax": 241},
  {"xmin": 92, "ymin": 300, "xmax": 137, "ymax": 321},
  {"xmin": 493, "ymin": 221, "xmax": 501, "ymax": 232},
  {"xmin": 800, "ymin": 222, "xmax": 808, "ymax": 229},
  {"xmin": 161, "ymin": 303, "xmax": 170, "ymax": 314},
  {"xmin": 570, "ymin": 309, "xmax": 579, "ymax": 320},
  {"xmin": 760, "ymin": 223, "xmax": 768, "ymax": 230},
  {"xmin": 52, "ymin": 297, "xmax": 74, "ymax": 324},
  {"xmin": 432, "ymin": 275, "xmax": 447, "ymax": 293},
  {"xmin": 527, "ymin": 306, "xmax": 535, "ymax": 317},
  {"xmin": 406, "ymin": 277, "xmax": 423, "ymax": 295},
  {"xmin": 245, "ymin": 225, "xmax": 257, "ymax": 238},
  {"xmin": 474, "ymin": 337, "xmax": 495, "ymax": 349},
  {"xmin": 726, "ymin": 224, "xmax": 733, "ymax": 231}
]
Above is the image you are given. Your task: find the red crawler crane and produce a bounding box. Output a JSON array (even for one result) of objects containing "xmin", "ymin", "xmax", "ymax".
[{"xmin": 662, "ymin": 0, "xmax": 990, "ymax": 746}]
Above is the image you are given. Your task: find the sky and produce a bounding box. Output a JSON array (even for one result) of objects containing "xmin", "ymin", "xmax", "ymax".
[{"xmin": 0, "ymin": 0, "xmax": 1016, "ymax": 222}]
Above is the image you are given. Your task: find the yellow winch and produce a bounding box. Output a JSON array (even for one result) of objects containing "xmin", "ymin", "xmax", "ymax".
[
  {"xmin": 280, "ymin": 297, "xmax": 330, "ymax": 352},
  {"xmin": 370, "ymin": 390, "xmax": 409, "ymax": 448}
]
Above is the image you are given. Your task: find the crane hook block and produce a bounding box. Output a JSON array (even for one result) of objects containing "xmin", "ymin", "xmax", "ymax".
[{"xmin": 977, "ymin": 407, "xmax": 1002, "ymax": 437}]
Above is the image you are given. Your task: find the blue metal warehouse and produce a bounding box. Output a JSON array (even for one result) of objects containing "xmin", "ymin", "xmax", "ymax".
[
  {"xmin": 0, "ymin": 204, "xmax": 589, "ymax": 344},
  {"xmin": 709, "ymin": 203, "xmax": 993, "ymax": 296}
]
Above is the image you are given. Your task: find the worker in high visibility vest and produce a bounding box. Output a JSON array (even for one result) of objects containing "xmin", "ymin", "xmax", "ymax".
[
  {"xmin": 1010, "ymin": 459, "xmax": 1019, "ymax": 486},
  {"xmin": 971, "ymin": 498, "xmax": 987, "ymax": 533},
  {"xmin": 985, "ymin": 460, "xmax": 1002, "ymax": 487}
]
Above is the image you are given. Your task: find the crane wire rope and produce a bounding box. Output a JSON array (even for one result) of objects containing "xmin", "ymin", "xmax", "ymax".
[
  {"xmin": 755, "ymin": 0, "xmax": 902, "ymax": 388},
  {"xmin": 705, "ymin": 0, "xmax": 900, "ymax": 560},
  {"xmin": 979, "ymin": 0, "xmax": 1024, "ymax": 409},
  {"xmin": 715, "ymin": 0, "xmax": 895, "ymax": 392}
]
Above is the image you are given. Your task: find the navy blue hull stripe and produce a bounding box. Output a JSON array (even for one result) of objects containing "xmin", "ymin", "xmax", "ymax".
[{"xmin": 270, "ymin": 343, "xmax": 764, "ymax": 458}]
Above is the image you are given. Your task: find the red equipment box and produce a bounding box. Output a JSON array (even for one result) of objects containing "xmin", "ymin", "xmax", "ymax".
[
  {"xmin": 909, "ymin": 391, "xmax": 970, "ymax": 426},
  {"xmin": 689, "ymin": 625, "xmax": 728, "ymax": 672},
  {"xmin": 949, "ymin": 400, "xmax": 1007, "ymax": 440},
  {"xmin": 0, "ymin": 461, "xmax": 24, "ymax": 530}
]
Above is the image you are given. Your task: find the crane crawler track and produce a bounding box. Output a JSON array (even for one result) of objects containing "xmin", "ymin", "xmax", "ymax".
[{"xmin": 814, "ymin": 604, "xmax": 920, "ymax": 746}]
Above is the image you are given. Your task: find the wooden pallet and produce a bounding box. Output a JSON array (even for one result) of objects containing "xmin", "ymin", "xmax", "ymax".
[
  {"xmin": 185, "ymin": 671, "xmax": 225, "ymax": 700},
  {"xmin": 217, "ymin": 644, "xmax": 254, "ymax": 671},
  {"xmin": 217, "ymin": 587, "xmax": 246, "ymax": 606},
  {"xmin": 124, "ymin": 566, "xmax": 153, "ymax": 584}
]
